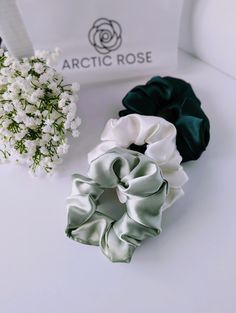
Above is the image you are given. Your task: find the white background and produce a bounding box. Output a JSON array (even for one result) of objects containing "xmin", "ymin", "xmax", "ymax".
[
  {"xmin": 180, "ymin": 0, "xmax": 236, "ymax": 78},
  {"xmin": 1, "ymin": 51, "xmax": 236, "ymax": 313},
  {"xmin": 1, "ymin": 0, "xmax": 236, "ymax": 311}
]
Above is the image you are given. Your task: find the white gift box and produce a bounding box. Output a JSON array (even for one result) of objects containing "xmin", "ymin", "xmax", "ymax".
[{"xmin": 12, "ymin": 0, "xmax": 183, "ymax": 83}]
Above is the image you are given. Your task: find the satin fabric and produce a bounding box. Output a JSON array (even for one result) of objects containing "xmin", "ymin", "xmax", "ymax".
[
  {"xmin": 66, "ymin": 148, "xmax": 168, "ymax": 263},
  {"xmin": 88, "ymin": 114, "xmax": 188, "ymax": 210},
  {"xmin": 119, "ymin": 76, "xmax": 210, "ymax": 162}
]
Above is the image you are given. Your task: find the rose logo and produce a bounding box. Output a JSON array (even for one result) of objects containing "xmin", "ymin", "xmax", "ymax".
[{"xmin": 88, "ymin": 18, "xmax": 122, "ymax": 55}]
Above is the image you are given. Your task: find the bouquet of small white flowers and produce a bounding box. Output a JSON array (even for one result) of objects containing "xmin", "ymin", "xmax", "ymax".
[{"xmin": 0, "ymin": 48, "xmax": 81, "ymax": 175}]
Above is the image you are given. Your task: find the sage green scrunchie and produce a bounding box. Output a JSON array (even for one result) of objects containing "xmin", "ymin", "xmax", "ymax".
[{"xmin": 66, "ymin": 148, "xmax": 168, "ymax": 263}]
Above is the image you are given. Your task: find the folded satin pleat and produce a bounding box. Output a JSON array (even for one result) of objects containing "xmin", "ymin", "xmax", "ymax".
[
  {"xmin": 88, "ymin": 114, "xmax": 188, "ymax": 210},
  {"xmin": 119, "ymin": 76, "xmax": 210, "ymax": 162},
  {"xmin": 66, "ymin": 148, "xmax": 168, "ymax": 263}
]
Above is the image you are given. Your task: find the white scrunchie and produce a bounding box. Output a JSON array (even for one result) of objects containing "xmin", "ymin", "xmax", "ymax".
[{"xmin": 88, "ymin": 114, "xmax": 188, "ymax": 210}]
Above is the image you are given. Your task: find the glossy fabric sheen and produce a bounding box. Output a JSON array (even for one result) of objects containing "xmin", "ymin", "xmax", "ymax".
[
  {"xmin": 88, "ymin": 114, "xmax": 188, "ymax": 210},
  {"xmin": 66, "ymin": 148, "xmax": 168, "ymax": 263},
  {"xmin": 119, "ymin": 76, "xmax": 210, "ymax": 162}
]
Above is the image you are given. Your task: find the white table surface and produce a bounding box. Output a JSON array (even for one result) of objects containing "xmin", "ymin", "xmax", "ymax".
[{"xmin": 1, "ymin": 51, "xmax": 236, "ymax": 313}]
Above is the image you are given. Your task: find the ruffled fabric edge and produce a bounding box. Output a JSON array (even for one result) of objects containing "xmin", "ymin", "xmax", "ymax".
[
  {"xmin": 88, "ymin": 114, "xmax": 188, "ymax": 210},
  {"xmin": 67, "ymin": 148, "xmax": 168, "ymax": 263}
]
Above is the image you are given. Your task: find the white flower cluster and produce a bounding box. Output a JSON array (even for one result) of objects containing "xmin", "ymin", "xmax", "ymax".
[{"xmin": 0, "ymin": 48, "xmax": 81, "ymax": 175}]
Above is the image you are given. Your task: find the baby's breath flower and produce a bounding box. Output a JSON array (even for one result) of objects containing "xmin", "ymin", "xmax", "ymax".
[
  {"xmin": 52, "ymin": 135, "xmax": 60, "ymax": 142},
  {"xmin": 72, "ymin": 130, "xmax": 80, "ymax": 138},
  {"xmin": 3, "ymin": 103, "xmax": 14, "ymax": 112},
  {"xmin": 71, "ymin": 82, "xmax": 80, "ymax": 93},
  {"xmin": 0, "ymin": 49, "xmax": 81, "ymax": 175},
  {"xmin": 71, "ymin": 117, "xmax": 81, "ymax": 129},
  {"xmin": 34, "ymin": 62, "xmax": 45, "ymax": 74},
  {"xmin": 57, "ymin": 143, "xmax": 69, "ymax": 156}
]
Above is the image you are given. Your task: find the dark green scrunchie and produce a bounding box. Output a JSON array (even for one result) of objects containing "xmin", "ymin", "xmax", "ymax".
[{"xmin": 119, "ymin": 76, "xmax": 210, "ymax": 162}]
